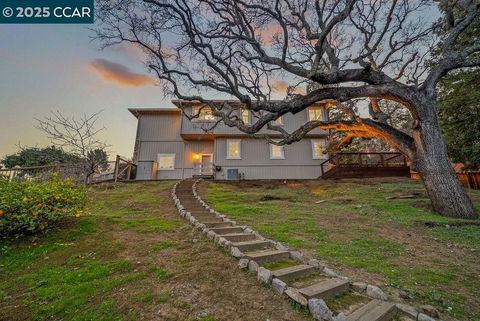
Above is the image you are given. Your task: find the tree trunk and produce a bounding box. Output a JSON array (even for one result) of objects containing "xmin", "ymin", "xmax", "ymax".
[{"xmin": 412, "ymin": 101, "xmax": 477, "ymax": 219}]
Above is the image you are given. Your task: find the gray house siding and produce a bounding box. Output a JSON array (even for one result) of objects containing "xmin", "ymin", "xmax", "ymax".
[
  {"xmin": 181, "ymin": 106, "xmax": 328, "ymax": 137},
  {"xmin": 130, "ymin": 103, "xmax": 328, "ymax": 180},
  {"xmin": 135, "ymin": 113, "xmax": 184, "ymax": 179},
  {"xmin": 214, "ymin": 137, "xmax": 327, "ymax": 180}
]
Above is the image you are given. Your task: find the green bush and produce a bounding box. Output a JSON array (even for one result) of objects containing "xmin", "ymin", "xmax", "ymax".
[{"xmin": 0, "ymin": 176, "xmax": 86, "ymax": 237}]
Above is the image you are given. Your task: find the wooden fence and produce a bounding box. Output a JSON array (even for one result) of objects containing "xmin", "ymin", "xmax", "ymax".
[
  {"xmin": 0, "ymin": 155, "xmax": 136, "ymax": 185},
  {"xmin": 411, "ymin": 171, "xmax": 480, "ymax": 190}
]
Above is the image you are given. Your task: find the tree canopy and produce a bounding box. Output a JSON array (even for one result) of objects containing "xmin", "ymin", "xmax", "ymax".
[
  {"xmin": 438, "ymin": 71, "xmax": 480, "ymax": 170},
  {"xmin": 1, "ymin": 146, "xmax": 81, "ymax": 169}
]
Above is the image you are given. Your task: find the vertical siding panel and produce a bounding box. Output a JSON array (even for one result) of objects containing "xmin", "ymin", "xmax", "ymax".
[{"xmin": 214, "ymin": 137, "xmax": 326, "ymax": 179}]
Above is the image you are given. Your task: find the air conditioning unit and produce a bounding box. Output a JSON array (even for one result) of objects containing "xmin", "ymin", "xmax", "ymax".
[{"xmin": 226, "ymin": 168, "xmax": 239, "ymax": 180}]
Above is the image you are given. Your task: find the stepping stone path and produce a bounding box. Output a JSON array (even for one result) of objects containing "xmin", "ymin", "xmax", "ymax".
[{"xmin": 172, "ymin": 180, "xmax": 440, "ymax": 321}]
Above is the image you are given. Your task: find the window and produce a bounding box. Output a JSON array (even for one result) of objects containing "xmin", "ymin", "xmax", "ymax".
[
  {"xmin": 227, "ymin": 139, "xmax": 241, "ymax": 159},
  {"xmin": 241, "ymin": 109, "xmax": 250, "ymax": 124},
  {"xmin": 311, "ymin": 140, "xmax": 325, "ymax": 159},
  {"xmin": 192, "ymin": 106, "xmax": 216, "ymax": 121},
  {"xmin": 273, "ymin": 116, "xmax": 283, "ymax": 125},
  {"xmin": 308, "ymin": 107, "xmax": 324, "ymax": 121},
  {"xmin": 157, "ymin": 153, "xmax": 175, "ymax": 170},
  {"xmin": 270, "ymin": 143, "xmax": 285, "ymax": 159}
]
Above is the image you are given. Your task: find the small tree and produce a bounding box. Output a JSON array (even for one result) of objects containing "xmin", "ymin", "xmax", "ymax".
[
  {"xmin": 35, "ymin": 111, "xmax": 109, "ymax": 182},
  {"xmin": 95, "ymin": 0, "xmax": 479, "ymax": 218}
]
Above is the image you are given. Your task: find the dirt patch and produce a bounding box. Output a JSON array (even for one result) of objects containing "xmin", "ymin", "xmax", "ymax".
[{"xmin": 260, "ymin": 194, "xmax": 297, "ymax": 202}]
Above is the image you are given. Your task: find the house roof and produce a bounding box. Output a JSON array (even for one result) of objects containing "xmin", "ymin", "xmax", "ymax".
[
  {"xmin": 128, "ymin": 107, "xmax": 181, "ymax": 118},
  {"xmin": 171, "ymin": 99, "xmax": 326, "ymax": 108}
]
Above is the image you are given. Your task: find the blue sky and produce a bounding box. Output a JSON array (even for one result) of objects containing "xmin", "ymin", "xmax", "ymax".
[{"xmin": 0, "ymin": 24, "xmax": 170, "ymax": 159}]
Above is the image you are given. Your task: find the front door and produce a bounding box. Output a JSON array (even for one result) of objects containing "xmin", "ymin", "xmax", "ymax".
[{"xmin": 201, "ymin": 154, "xmax": 213, "ymax": 175}]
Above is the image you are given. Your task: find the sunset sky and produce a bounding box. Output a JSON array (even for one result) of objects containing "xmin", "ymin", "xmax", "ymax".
[
  {"xmin": 0, "ymin": 24, "xmax": 167, "ymax": 160},
  {"xmin": 0, "ymin": 5, "xmax": 437, "ymax": 161},
  {"xmin": 0, "ymin": 24, "xmax": 296, "ymax": 160}
]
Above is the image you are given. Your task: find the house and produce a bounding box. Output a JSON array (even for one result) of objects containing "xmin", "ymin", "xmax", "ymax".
[{"xmin": 129, "ymin": 100, "xmax": 329, "ymax": 180}]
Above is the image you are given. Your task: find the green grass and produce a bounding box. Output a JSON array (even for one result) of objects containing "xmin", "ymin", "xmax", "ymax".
[
  {"xmin": 431, "ymin": 225, "xmax": 480, "ymax": 247},
  {"xmin": 19, "ymin": 258, "xmax": 144, "ymax": 320},
  {"xmin": 316, "ymin": 238, "xmax": 404, "ymax": 277},
  {"xmin": 148, "ymin": 266, "xmax": 173, "ymax": 280},
  {"xmin": 151, "ymin": 240, "xmax": 178, "ymax": 251},
  {"xmin": 0, "ymin": 182, "xmax": 176, "ymax": 321},
  {"xmin": 203, "ymin": 179, "xmax": 480, "ymax": 321}
]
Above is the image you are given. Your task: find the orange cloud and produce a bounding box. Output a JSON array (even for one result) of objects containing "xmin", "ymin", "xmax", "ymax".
[
  {"xmin": 87, "ymin": 59, "xmax": 155, "ymax": 87},
  {"xmin": 271, "ymin": 79, "xmax": 306, "ymax": 95},
  {"xmin": 272, "ymin": 79, "xmax": 289, "ymax": 93},
  {"xmin": 258, "ymin": 23, "xmax": 283, "ymax": 46}
]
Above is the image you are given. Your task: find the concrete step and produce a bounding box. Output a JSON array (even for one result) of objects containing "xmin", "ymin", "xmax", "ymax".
[
  {"xmin": 204, "ymin": 222, "xmax": 233, "ymax": 228},
  {"xmin": 196, "ymin": 217, "xmax": 224, "ymax": 223},
  {"xmin": 245, "ymin": 250, "xmax": 290, "ymax": 264},
  {"xmin": 299, "ymin": 278, "xmax": 349, "ymax": 300},
  {"xmin": 272, "ymin": 264, "xmax": 315, "ymax": 282},
  {"xmin": 347, "ymin": 300, "xmax": 397, "ymax": 321},
  {"xmin": 220, "ymin": 233, "xmax": 257, "ymax": 242},
  {"xmin": 209, "ymin": 226, "xmax": 244, "ymax": 234},
  {"xmin": 191, "ymin": 214, "xmax": 217, "ymax": 219},
  {"xmin": 232, "ymin": 240, "xmax": 272, "ymax": 251},
  {"xmin": 189, "ymin": 211, "xmax": 214, "ymax": 215}
]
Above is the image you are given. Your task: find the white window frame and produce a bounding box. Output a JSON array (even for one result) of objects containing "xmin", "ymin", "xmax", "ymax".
[
  {"xmin": 226, "ymin": 139, "xmax": 242, "ymax": 159},
  {"xmin": 308, "ymin": 107, "xmax": 324, "ymax": 121},
  {"xmin": 192, "ymin": 106, "xmax": 216, "ymax": 122},
  {"xmin": 240, "ymin": 109, "xmax": 250, "ymax": 124},
  {"xmin": 269, "ymin": 143, "xmax": 285, "ymax": 159},
  {"xmin": 157, "ymin": 153, "xmax": 176, "ymax": 170},
  {"xmin": 311, "ymin": 139, "xmax": 325, "ymax": 159}
]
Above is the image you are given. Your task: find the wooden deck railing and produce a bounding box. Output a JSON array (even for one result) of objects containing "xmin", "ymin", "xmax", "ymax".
[
  {"xmin": 193, "ymin": 162, "xmax": 215, "ymax": 177},
  {"xmin": 320, "ymin": 152, "xmax": 407, "ymax": 176}
]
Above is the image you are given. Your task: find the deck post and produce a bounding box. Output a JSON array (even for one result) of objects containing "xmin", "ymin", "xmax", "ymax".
[
  {"xmin": 114, "ymin": 155, "xmax": 120, "ymax": 182},
  {"xmin": 126, "ymin": 161, "xmax": 132, "ymax": 180}
]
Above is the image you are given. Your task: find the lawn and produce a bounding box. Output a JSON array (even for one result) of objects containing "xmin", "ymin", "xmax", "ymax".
[
  {"xmin": 0, "ymin": 182, "xmax": 311, "ymax": 321},
  {"xmin": 201, "ymin": 178, "xmax": 480, "ymax": 321}
]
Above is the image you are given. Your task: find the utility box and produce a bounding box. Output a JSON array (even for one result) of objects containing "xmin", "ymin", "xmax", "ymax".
[
  {"xmin": 226, "ymin": 168, "xmax": 239, "ymax": 180},
  {"xmin": 136, "ymin": 161, "xmax": 158, "ymax": 180}
]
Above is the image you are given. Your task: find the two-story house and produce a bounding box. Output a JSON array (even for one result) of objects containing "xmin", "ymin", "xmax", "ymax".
[{"xmin": 129, "ymin": 100, "xmax": 329, "ymax": 180}]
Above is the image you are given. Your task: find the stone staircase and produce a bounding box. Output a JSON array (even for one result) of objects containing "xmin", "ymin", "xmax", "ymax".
[{"xmin": 172, "ymin": 180, "xmax": 438, "ymax": 321}]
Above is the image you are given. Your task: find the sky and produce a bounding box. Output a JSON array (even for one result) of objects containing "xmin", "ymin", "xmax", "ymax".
[
  {"xmin": 0, "ymin": 3, "xmax": 439, "ymax": 161},
  {"xmin": 0, "ymin": 24, "xmax": 168, "ymax": 160}
]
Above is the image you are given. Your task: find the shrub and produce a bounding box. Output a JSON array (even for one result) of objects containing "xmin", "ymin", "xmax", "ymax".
[{"xmin": 0, "ymin": 176, "xmax": 86, "ymax": 237}]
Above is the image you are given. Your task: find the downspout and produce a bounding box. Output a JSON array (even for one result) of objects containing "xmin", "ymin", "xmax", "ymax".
[{"xmin": 180, "ymin": 108, "xmax": 185, "ymax": 179}]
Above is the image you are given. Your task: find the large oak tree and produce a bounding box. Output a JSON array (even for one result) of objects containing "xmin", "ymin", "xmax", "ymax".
[{"xmin": 96, "ymin": 0, "xmax": 480, "ymax": 218}]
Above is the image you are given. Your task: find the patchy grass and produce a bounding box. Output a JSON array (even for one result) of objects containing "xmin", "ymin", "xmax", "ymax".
[
  {"xmin": 151, "ymin": 240, "xmax": 178, "ymax": 251},
  {"xmin": 0, "ymin": 182, "xmax": 311, "ymax": 321},
  {"xmin": 202, "ymin": 178, "xmax": 480, "ymax": 321},
  {"xmin": 113, "ymin": 215, "xmax": 178, "ymax": 233}
]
